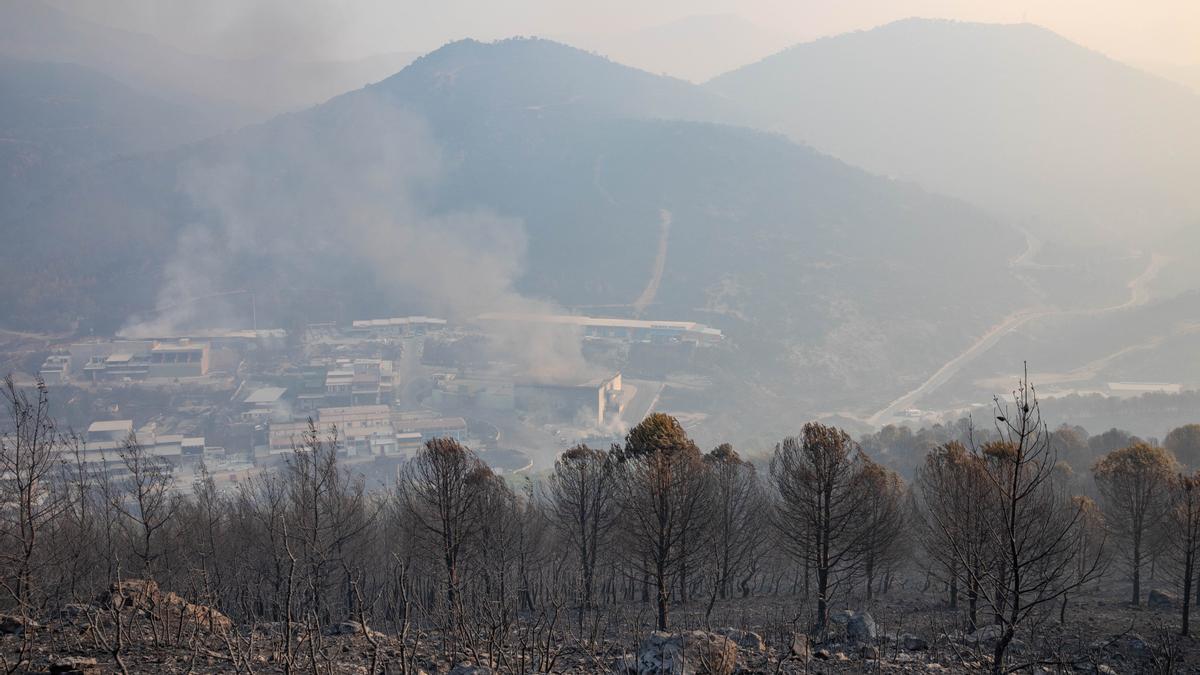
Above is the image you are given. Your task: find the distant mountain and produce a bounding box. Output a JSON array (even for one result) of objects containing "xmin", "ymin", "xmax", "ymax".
[
  {"xmin": 1, "ymin": 37, "xmax": 1022, "ymax": 441},
  {"xmin": 708, "ymin": 18, "xmax": 1200, "ymax": 242},
  {"xmin": 560, "ymin": 14, "xmax": 799, "ymax": 83},
  {"xmin": 0, "ymin": 56, "xmax": 221, "ymax": 210},
  {"xmin": 376, "ymin": 37, "xmax": 745, "ymax": 126},
  {"xmin": 0, "ymin": 0, "xmax": 419, "ymax": 121},
  {"xmin": 1152, "ymin": 63, "xmax": 1200, "ymax": 94}
]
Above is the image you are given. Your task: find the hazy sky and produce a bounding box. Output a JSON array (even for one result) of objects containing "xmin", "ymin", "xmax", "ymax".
[{"xmin": 46, "ymin": 0, "xmax": 1200, "ymax": 69}]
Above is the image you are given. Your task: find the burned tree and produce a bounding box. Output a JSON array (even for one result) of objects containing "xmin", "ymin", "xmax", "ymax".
[
  {"xmin": 1169, "ymin": 471, "xmax": 1200, "ymax": 636},
  {"xmin": 916, "ymin": 440, "xmax": 995, "ymax": 629},
  {"xmin": 112, "ymin": 433, "xmax": 178, "ymax": 577},
  {"xmin": 1093, "ymin": 441, "xmax": 1178, "ymax": 606},
  {"xmin": 0, "ymin": 376, "xmax": 70, "ymax": 670},
  {"xmin": 856, "ymin": 459, "xmax": 907, "ymax": 600},
  {"xmin": 612, "ymin": 413, "xmax": 712, "ymax": 631},
  {"xmin": 702, "ymin": 443, "xmax": 766, "ymax": 616},
  {"xmin": 547, "ymin": 444, "xmax": 616, "ymax": 610},
  {"xmin": 771, "ymin": 422, "xmax": 872, "ymax": 630},
  {"xmin": 948, "ymin": 375, "xmax": 1104, "ymax": 674},
  {"xmin": 397, "ymin": 437, "xmax": 490, "ymax": 618}
]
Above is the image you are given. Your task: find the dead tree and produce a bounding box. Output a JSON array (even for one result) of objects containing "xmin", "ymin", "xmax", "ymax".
[
  {"xmin": 959, "ymin": 374, "xmax": 1104, "ymax": 675},
  {"xmin": 771, "ymin": 422, "xmax": 872, "ymax": 631},
  {"xmin": 547, "ymin": 444, "xmax": 616, "ymax": 610},
  {"xmin": 397, "ymin": 437, "xmax": 489, "ymax": 620},
  {"xmin": 702, "ymin": 443, "xmax": 766, "ymax": 620},
  {"xmin": 282, "ymin": 421, "xmax": 375, "ymax": 626},
  {"xmin": 612, "ymin": 413, "xmax": 713, "ymax": 631},
  {"xmin": 0, "ymin": 376, "xmax": 70, "ymax": 671},
  {"xmin": 916, "ymin": 440, "xmax": 995, "ymax": 630},
  {"xmin": 856, "ymin": 459, "xmax": 907, "ymax": 601},
  {"xmin": 113, "ymin": 433, "xmax": 178, "ymax": 577},
  {"xmin": 1093, "ymin": 441, "xmax": 1178, "ymax": 605},
  {"xmin": 1170, "ymin": 471, "xmax": 1200, "ymax": 636}
]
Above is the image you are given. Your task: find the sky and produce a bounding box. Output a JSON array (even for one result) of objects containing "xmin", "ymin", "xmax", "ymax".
[{"xmin": 43, "ymin": 0, "xmax": 1200, "ymax": 73}]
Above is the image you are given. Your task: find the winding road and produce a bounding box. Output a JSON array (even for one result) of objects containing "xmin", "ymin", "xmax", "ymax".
[
  {"xmin": 865, "ymin": 248, "xmax": 1169, "ymax": 427},
  {"xmin": 632, "ymin": 209, "xmax": 672, "ymax": 316}
]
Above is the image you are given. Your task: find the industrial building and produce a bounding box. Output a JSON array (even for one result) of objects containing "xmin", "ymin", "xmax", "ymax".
[
  {"xmin": 476, "ymin": 313, "xmax": 723, "ymax": 344},
  {"xmin": 349, "ymin": 316, "xmax": 447, "ymax": 337},
  {"xmin": 392, "ymin": 414, "xmax": 468, "ymax": 443},
  {"xmin": 38, "ymin": 354, "xmax": 71, "ymax": 384},
  {"xmin": 238, "ymin": 386, "xmax": 289, "ymax": 423},
  {"xmin": 82, "ymin": 419, "xmax": 210, "ymax": 468},
  {"xmin": 268, "ymin": 405, "xmax": 399, "ymax": 458},
  {"xmin": 68, "ymin": 339, "xmax": 210, "ymax": 382},
  {"xmin": 147, "ymin": 341, "xmax": 210, "ymax": 379},
  {"xmin": 515, "ymin": 373, "xmax": 624, "ymax": 427}
]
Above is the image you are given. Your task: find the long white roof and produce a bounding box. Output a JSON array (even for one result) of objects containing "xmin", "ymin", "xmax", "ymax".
[{"xmin": 477, "ymin": 312, "xmax": 721, "ymax": 335}]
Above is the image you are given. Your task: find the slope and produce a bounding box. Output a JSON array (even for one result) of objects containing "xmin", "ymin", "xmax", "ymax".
[
  {"xmin": 708, "ymin": 18, "xmax": 1200, "ymax": 242},
  {"xmin": 1, "ymin": 37, "xmax": 1023, "ymax": 440}
]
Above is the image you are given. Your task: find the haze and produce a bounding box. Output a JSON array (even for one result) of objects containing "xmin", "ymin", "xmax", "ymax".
[
  {"xmin": 6, "ymin": 1, "xmax": 1200, "ymax": 671},
  {"xmin": 41, "ymin": 0, "xmax": 1200, "ymax": 82}
]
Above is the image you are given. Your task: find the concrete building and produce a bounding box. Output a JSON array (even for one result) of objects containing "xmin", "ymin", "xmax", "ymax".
[
  {"xmin": 87, "ymin": 420, "xmax": 134, "ymax": 444},
  {"xmin": 69, "ymin": 339, "xmax": 210, "ymax": 382},
  {"xmin": 392, "ymin": 414, "xmax": 468, "ymax": 443},
  {"xmin": 268, "ymin": 405, "xmax": 400, "ymax": 458},
  {"xmin": 38, "ymin": 354, "xmax": 71, "ymax": 384},
  {"xmin": 431, "ymin": 374, "xmax": 514, "ymax": 410},
  {"xmin": 147, "ymin": 341, "xmax": 210, "ymax": 379},
  {"xmin": 239, "ymin": 386, "xmax": 289, "ymax": 423},
  {"xmin": 515, "ymin": 373, "xmax": 624, "ymax": 427},
  {"xmin": 83, "ymin": 420, "xmax": 207, "ymax": 468},
  {"xmin": 349, "ymin": 316, "xmax": 447, "ymax": 337}
]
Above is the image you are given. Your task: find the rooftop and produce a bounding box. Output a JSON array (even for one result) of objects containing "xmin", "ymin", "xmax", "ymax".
[
  {"xmin": 244, "ymin": 387, "xmax": 287, "ymax": 404},
  {"xmin": 319, "ymin": 405, "xmax": 391, "ymax": 418},
  {"xmin": 477, "ymin": 312, "xmax": 722, "ymax": 336},
  {"xmin": 88, "ymin": 420, "xmax": 134, "ymax": 433},
  {"xmin": 351, "ymin": 316, "xmax": 447, "ymax": 328}
]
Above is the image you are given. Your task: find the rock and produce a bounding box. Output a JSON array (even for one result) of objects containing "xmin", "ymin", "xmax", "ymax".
[
  {"xmin": 900, "ymin": 633, "xmax": 929, "ymax": 651},
  {"xmin": 973, "ymin": 624, "xmax": 1005, "ymax": 646},
  {"xmin": 636, "ymin": 631, "xmax": 737, "ymax": 675},
  {"xmin": 0, "ymin": 614, "xmax": 39, "ymax": 635},
  {"xmin": 828, "ymin": 609, "xmax": 854, "ymax": 624},
  {"xmin": 103, "ymin": 579, "xmax": 161, "ymax": 609},
  {"xmin": 1108, "ymin": 633, "xmax": 1153, "ymax": 660},
  {"xmin": 1097, "ymin": 665, "xmax": 1118, "ymax": 674},
  {"xmin": 50, "ymin": 656, "xmax": 99, "ymax": 675},
  {"xmin": 1148, "ymin": 589, "xmax": 1177, "ymax": 608},
  {"xmin": 56, "ymin": 604, "xmax": 94, "ymax": 621},
  {"xmin": 813, "ymin": 648, "xmax": 832, "ymax": 660},
  {"xmin": 324, "ymin": 621, "xmax": 364, "ymax": 636},
  {"xmin": 860, "ymin": 645, "xmax": 879, "ymax": 660},
  {"xmin": 790, "ymin": 633, "xmax": 810, "ymax": 659},
  {"xmin": 611, "ymin": 654, "xmax": 638, "ymax": 674},
  {"xmin": 846, "ymin": 612, "xmax": 877, "ymax": 643},
  {"xmin": 714, "ymin": 627, "xmax": 765, "ymax": 653},
  {"xmin": 99, "ymin": 579, "xmax": 232, "ymax": 633}
]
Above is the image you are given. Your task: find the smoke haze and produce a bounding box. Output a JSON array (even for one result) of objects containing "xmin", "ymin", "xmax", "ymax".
[{"xmin": 119, "ymin": 95, "xmax": 590, "ymax": 379}]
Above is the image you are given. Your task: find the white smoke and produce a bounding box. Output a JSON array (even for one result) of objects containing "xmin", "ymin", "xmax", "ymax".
[{"xmin": 119, "ymin": 92, "xmax": 591, "ymax": 378}]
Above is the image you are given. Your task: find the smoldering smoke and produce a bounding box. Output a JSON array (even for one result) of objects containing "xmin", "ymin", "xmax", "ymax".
[{"xmin": 120, "ymin": 92, "xmax": 591, "ymax": 380}]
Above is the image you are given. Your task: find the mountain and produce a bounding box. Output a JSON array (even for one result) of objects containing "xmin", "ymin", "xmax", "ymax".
[
  {"xmin": 0, "ymin": 38, "xmax": 1022, "ymax": 442},
  {"xmin": 560, "ymin": 14, "xmax": 799, "ymax": 83},
  {"xmin": 0, "ymin": 0, "xmax": 419, "ymax": 121},
  {"xmin": 1152, "ymin": 63, "xmax": 1200, "ymax": 94},
  {"xmin": 708, "ymin": 18, "xmax": 1200, "ymax": 242},
  {"xmin": 0, "ymin": 56, "xmax": 222, "ymax": 210}
]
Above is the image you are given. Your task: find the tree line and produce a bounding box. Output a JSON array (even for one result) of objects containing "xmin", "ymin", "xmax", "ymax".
[{"xmin": 2, "ymin": 374, "xmax": 1199, "ymax": 674}]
